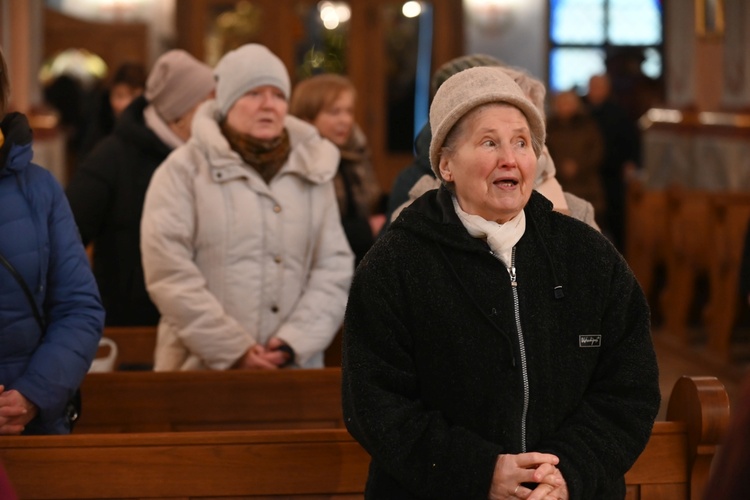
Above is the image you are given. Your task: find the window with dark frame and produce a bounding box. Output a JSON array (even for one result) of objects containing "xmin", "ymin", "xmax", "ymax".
[{"xmin": 548, "ymin": 0, "xmax": 663, "ymax": 95}]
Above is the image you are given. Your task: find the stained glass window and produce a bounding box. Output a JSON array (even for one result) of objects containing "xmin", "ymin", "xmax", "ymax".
[{"xmin": 549, "ymin": 0, "xmax": 662, "ymax": 93}]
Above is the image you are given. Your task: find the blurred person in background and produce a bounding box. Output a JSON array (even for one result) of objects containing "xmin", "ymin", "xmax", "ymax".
[
  {"xmin": 66, "ymin": 50, "xmax": 215, "ymax": 326},
  {"xmin": 78, "ymin": 61, "xmax": 147, "ymax": 159},
  {"xmin": 546, "ymin": 90, "xmax": 605, "ymax": 229},
  {"xmin": 291, "ymin": 74, "xmax": 383, "ymax": 265},
  {"xmin": 585, "ymin": 74, "xmax": 641, "ymax": 252}
]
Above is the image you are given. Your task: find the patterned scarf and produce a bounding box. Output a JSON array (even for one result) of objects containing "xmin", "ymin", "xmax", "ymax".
[{"xmin": 220, "ymin": 122, "xmax": 291, "ymax": 184}]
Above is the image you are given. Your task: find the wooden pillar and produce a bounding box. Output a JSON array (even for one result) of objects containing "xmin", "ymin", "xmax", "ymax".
[{"xmin": 0, "ymin": 0, "xmax": 43, "ymax": 113}]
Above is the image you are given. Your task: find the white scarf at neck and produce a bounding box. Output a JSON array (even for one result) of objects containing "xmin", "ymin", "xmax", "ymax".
[
  {"xmin": 144, "ymin": 105, "xmax": 184, "ymax": 150},
  {"xmin": 452, "ymin": 195, "xmax": 526, "ymax": 267}
]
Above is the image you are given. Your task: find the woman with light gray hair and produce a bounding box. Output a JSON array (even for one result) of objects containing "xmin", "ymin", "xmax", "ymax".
[
  {"xmin": 141, "ymin": 44, "xmax": 353, "ymax": 371},
  {"xmin": 342, "ymin": 67, "xmax": 659, "ymax": 499},
  {"xmin": 389, "ymin": 62, "xmax": 599, "ymax": 231}
]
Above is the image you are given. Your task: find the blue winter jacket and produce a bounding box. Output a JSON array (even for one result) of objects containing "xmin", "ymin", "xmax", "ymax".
[{"xmin": 0, "ymin": 113, "xmax": 104, "ymax": 434}]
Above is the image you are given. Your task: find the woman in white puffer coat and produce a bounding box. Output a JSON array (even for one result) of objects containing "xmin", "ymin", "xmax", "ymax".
[{"xmin": 141, "ymin": 44, "xmax": 354, "ymax": 371}]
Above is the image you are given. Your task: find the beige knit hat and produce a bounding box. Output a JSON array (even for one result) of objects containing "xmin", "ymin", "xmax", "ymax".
[
  {"xmin": 429, "ymin": 66, "xmax": 546, "ymax": 181},
  {"xmin": 430, "ymin": 53, "xmax": 504, "ymax": 97},
  {"xmin": 144, "ymin": 50, "xmax": 215, "ymax": 122}
]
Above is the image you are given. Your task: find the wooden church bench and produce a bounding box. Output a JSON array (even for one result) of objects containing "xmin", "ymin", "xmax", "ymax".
[
  {"xmin": 100, "ymin": 325, "xmax": 344, "ymax": 370},
  {"xmin": 704, "ymin": 192, "xmax": 750, "ymax": 360},
  {"xmin": 75, "ymin": 368, "xmax": 344, "ymax": 433},
  {"xmin": 0, "ymin": 376, "xmax": 728, "ymax": 499}
]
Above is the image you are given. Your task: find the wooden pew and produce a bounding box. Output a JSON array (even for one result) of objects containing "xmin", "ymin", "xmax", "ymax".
[
  {"xmin": 101, "ymin": 325, "xmax": 344, "ymax": 370},
  {"xmin": 704, "ymin": 192, "xmax": 750, "ymax": 361},
  {"xmin": 75, "ymin": 368, "xmax": 344, "ymax": 433},
  {"xmin": 0, "ymin": 428, "xmax": 368, "ymax": 499},
  {"xmin": 101, "ymin": 325, "xmax": 156, "ymax": 370},
  {"xmin": 624, "ymin": 375, "xmax": 730, "ymax": 500},
  {"xmin": 0, "ymin": 376, "xmax": 729, "ymax": 500},
  {"xmin": 660, "ymin": 188, "xmax": 714, "ymax": 344},
  {"xmin": 625, "ymin": 178, "xmax": 668, "ymax": 308}
]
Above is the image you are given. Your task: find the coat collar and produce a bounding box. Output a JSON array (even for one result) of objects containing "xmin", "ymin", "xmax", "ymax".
[
  {"xmin": 391, "ymin": 185, "xmax": 555, "ymax": 254},
  {"xmin": 190, "ymin": 100, "xmax": 340, "ymax": 186}
]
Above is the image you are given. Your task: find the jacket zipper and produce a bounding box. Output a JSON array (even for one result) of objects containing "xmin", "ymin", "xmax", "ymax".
[{"xmin": 508, "ymin": 247, "xmax": 530, "ymax": 452}]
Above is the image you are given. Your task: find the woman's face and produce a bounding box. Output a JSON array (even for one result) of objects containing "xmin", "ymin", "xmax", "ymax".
[
  {"xmin": 225, "ymin": 85, "xmax": 288, "ymax": 140},
  {"xmin": 313, "ymin": 89, "xmax": 355, "ymax": 147},
  {"xmin": 439, "ymin": 104, "xmax": 537, "ymax": 224},
  {"xmin": 110, "ymin": 83, "xmax": 142, "ymax": 117}
]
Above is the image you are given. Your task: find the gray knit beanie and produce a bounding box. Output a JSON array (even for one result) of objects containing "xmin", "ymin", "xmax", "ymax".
[
  {"xmin": 144, "ymin": 50, "xmax": 215, "ymax": 122},
  {"xmin": 214, "ymin": 44, "xmax": 291, "ymax": 119},
  {"xmin": 429, "ymin": 66, "xmax": 546, "ymax": 180}
]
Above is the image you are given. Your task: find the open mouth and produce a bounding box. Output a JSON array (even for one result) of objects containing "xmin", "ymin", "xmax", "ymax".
[{"xmin": 494, "ymin": 178, "xmax": 519, "ymax": 188}]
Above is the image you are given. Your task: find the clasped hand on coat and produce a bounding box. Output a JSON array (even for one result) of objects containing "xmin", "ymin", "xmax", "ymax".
[{"xmin": 489, "ymin": 452, "xmax": 569, "ymax": 500}]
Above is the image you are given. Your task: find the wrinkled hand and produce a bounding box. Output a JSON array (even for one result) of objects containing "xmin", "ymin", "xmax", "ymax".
[
  {"xmin": 264, "ymin": 337, "xmax": 293, "ymax": 367},
  {"xmin": 489, "ymin": 452, "xmax": 562, "ymax": 499},
  {"xmin": 0, "ymin": 386, "xmax": 37, "ymax": 435},
  {"xmin": 517, "ymin": 468, "xmax": 569, "ymax": 500},
  {"xmin": 233, "ymin": 344, "xmax": 279, "ymax": 370}
]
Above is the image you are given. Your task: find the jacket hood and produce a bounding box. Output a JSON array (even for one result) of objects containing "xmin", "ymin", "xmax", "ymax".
[
  {"xmin": 392, "ymin": 186, "xmax": 555, "ymax": 254},
  {"xmin": 0, "ymin": 113, "xmax": 33, "ymax": 175},
  {"xmin": 191, "ymin": 99, "xmax": 340, "ymax": 184}
]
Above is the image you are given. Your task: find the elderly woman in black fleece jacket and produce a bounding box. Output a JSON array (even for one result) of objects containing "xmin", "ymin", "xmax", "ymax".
[{"xmin": 342, "ymin": 67, "xmax": 660, "ymax": 500}]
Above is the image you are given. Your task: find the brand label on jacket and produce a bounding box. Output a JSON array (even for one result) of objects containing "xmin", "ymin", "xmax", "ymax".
[{"xmin": 579, "ymin": 335, "xmax": 601, "ymax": 348}]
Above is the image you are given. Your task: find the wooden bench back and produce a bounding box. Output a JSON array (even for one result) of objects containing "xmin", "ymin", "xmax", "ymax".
[
  {"xmin": 625, "ymin": 177, "xmax": 669, "ymax": 301},
  {"xmin": 75, "ymin": 368, "xmax": 344, "ymax": 433},
  {"xmin": 0, "ymin": 429, "xmax": 367, "ymax": 499},
  {"xmin": 705, "ymin": 192, "xmax": 750, "ymax": 359},
  {"xmin": 100, "ymin": 326, "xmax": 344, "ymax": 370},
  {"xmin": 101, "ymin": 326, "xmax": 156, "ymax": 370},
  {"xmin": 624, "ymin": 375, "xmax": 730, "ymax": 500},
  {"xmin": 660, "ymin": 188, "xmax": 716, "ymax": 342},
  {"xmin": 0, "ymin": 376, "xmax": 729, "ymax": 500}
]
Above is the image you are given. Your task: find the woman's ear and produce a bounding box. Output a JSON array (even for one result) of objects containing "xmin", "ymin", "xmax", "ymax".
[{"xmin": 438, "ymin": 155, "xmax": 453, "ymax": 182}]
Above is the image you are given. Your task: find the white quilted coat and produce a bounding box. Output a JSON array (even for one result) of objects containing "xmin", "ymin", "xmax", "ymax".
[{"xmin": 141, "ymin": 100, "xmax": 354, "ymax": 370}]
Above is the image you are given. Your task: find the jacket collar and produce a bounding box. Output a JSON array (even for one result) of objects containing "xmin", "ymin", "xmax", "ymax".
[
  {"xmin": 0, "ymin": 113, "xmax": 33, "ymax": 176},
  {"xmin": 391, "ymin": 186, "xmax": 555, "ymax": 254},
  {"xmin": 191, "ymin": 100, "xmax": 340, "ymax": 186}
]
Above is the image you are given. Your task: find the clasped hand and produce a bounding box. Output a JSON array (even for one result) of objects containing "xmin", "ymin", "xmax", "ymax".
[
  {"xmin": 489, "ymin": 452, "xmax": 569, "ymax": 500},
  {"xmin": 233, "ymin": 337, "xmax": 292, "ymax": 370},
  {"xmin": 0, "ymin": 385, "xmax": 37, "ymax": 435}
]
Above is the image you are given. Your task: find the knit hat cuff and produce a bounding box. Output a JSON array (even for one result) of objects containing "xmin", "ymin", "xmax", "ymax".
[{"xmin": 429, "ymin": 67, "xmax": 546, "ymax": 181}]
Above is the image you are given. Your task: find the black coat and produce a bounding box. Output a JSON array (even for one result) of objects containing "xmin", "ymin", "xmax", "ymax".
[
  {"xmin": 342, "ymin": 188, "xmax": 660, "ymax": 499},
  {"xmin": 66, "ymin": 96, "xmax": 170, "ymax": 326}
]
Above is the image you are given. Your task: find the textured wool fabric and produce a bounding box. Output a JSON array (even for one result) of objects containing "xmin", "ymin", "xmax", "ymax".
[
  {"xmin": 430, "ymin": 53, "xmax": 504, "ymax": 96},
  {"xmin": 342, "ymin": 187, "xmax": 660, "ymax": 499},
  {"xmin": 214, "ymin": 44, "xmax": 291, "ymax": 119},
  {"xmin": 144, "ymin": 50, "xmax": 215, "ymax": 122},
  {"xmin": 429, "ymin": 66, "xmax": 546, "ymax": 180}
]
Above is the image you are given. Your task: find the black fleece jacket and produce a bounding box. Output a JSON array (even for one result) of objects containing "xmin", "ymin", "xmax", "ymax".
[
  {"xmin": 342, "ymin": 187, "xmax": 660, "ymax": 500},
  {"xmin": 66, "ymin": 96, "xmax": 171, "ymax": 326}
]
